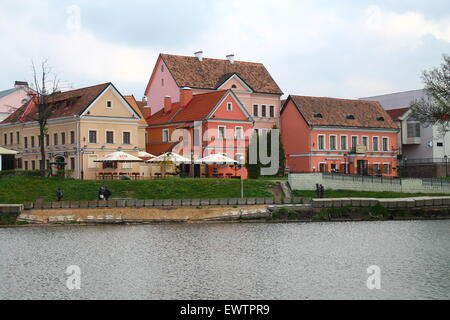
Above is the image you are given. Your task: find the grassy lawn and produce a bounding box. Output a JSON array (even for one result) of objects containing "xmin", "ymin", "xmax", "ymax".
[
  {"xmin": 293, "ymin": 189, "xmax": 450, "ymax": 199},
  {"xmin": 0, "ymin": 176, "xmax": 275, "ymax": 204}
]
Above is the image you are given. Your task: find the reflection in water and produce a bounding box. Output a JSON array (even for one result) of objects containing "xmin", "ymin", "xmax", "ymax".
[{"xmin": 0, "ymin": 221, "xmax": 449, "ymax": 299}]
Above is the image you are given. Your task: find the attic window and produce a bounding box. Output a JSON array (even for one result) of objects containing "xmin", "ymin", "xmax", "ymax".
[
  {"xmin": 106, "ymin": 100, "xmax": 112, "ymax": 109},
  {"xmin": 231, "ymin": 84, "xmax": 237, "ymax": 89},
  {"xmin": 346, "ymin": 114, "xmax": 355, "ymax": 120},
  {"xmin": 313, "ymin": 112, "xmax": 323, "ymax": 118},
  {"xmin": 377, "ymin": 116, "xmax": 385, "ymax": 121}
]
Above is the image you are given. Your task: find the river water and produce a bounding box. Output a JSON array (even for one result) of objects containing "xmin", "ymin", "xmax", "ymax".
[{"xmin": 0, "ymin": 220, "xmax": 449, "ymax": 300}]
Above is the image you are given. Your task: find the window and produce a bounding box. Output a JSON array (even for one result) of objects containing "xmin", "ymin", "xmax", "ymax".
[
  {"xmin": 106, "ymin": 100, "xmax": 113, "ymax": 109},
  {"xmin": 31, "ymin": 160, "xmax": 35, "ymax": 170},
  {"xmin": 340, "ymin": 136, "xmax": 347, "ymax": 150},
  {"xmin": 376, "ymin": 116, "xmax": 385, "ymax": 121},
  {"xmin": 231, "ymin": 84, "xmax": 237, "ymax": 89},
  {"xmin": 407, "ymin": 123, "xmax": 421, "ymax": 138},
  {"xmin": 31, "ymin": 136, "xmax": 35, "ymax": 148},
  {"xmin": 330, "ymin": 135, "xmax": 337, "ymax": 150},
  {"xmin": 269, "ymin": 105, "xmax": 275, "ymax": 118},
  {"xmin": 70, "ymin": 158, "xmax": 75, "ymax": 171},
  {"xmin": 235, "ymin": 126, "xmax": 243, "ymax": 139},
  {"xmin": 253, "ymin": 104, "xmax": 259, "ymax": 117},
  {"xmin": 383, "ymin": 163, "xmax": 390, "ymax": 174},
  {"xmin": 162, "ymin": 129, "xmax": 169, "ymax": 142},
  {"xmin": 106, "ymin": 131, "xmax": 114, "ymax": 144},
  {"xmin": 16, "ymin": 132, "xmax": 20, "ymax": 145},
  {"xmin": 227, "ymin": 102, "xmax": 233, "ymax": 111},
  {"xmin": 89, "ymin": 130, "xmax": 97, "ymax": 144},
  {"xmin": 46, "ymin": 134, "xmax": 50, "ymax": 146},
  {"xmin": 372, "ymin": 137, "xmax": 379, "ymax": 151},
  {"xmin": 261, "ymin": 105, "xmax": 267, "ymax": 117},
  {"xmin": 161, "ymin": 78, "xmax": 165, "ymax": 87},
  {"xmin": 103, "ymin": 161, "xmax": 117, "ymax": 169},
  {"xmin": 382, "ymin": 137, "xmax": 389, "ymax": 151},
  {"xmin": 161, "ymin": 64, "xmax": 164, "ymax": 72},
  {"xmin": 61, "ymin": 132, "xmax": 66, "ymax": 145},
  {"xmin": 24, "ymin": 161, "xmax": 28, "ymax": 170},
  {"xmin": 362, "ymin": 136, "xmax": 368, "ymax": 148},
  {"xmin": 70, "ymin": 131, "xmax": 75, "ymax": 144},
  {"xmin": 351, "ymin": 136, "xmax": 358, "ymax": 149},
  {"xmin": 346, "ymin": 114, "xmax": 355, "ymax": 120},
  {"xmin": 10, "ymin": 133, "xmax": 13, "ymax": 145},
  {"xmin": 24, "ymin": 137, "xmax": 28, "ymax": 149},
  {"xmin": 313, "ymin": 112, "xmax": 323, "ymax": 118},
  {"xmin": 374, "ymin": 163, "xmax": 381, "ymax": 174},
  {"xmin": 218, "ymin": 126, "xmax": 226, "ymax": 139},
  {"xmin": 123, "ymin": 132, "xmax": 131, "ymax": 144},
  {"xmin": 54, "ymin": 133, "xmax": 58, "ymax": 145},
  {"xmin": 3, "ymin": 133, "xmax": 6, "ymax": 145},
  {"xmin": 437, "ymin": 142, "xmax": 444, "ymax": 147},
  {"xmin": 318, "ymin": 135, "xmax": 325, "ymax": 150}
]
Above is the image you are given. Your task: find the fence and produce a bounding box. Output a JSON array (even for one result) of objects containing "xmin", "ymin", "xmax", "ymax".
[{"xmin": 322, "ymin": 173, "xmax": 401, "ymax": 185}]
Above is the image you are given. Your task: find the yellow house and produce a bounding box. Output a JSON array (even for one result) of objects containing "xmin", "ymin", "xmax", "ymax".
[{"xmin": 0, "ymin": 83, "xmax": 148, "ymax": 180}]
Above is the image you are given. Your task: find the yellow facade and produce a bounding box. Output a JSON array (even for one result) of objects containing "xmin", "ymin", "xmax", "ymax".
[{"xmin": 0, "ymin": 85, "xmax": 148, "ymax": 180}]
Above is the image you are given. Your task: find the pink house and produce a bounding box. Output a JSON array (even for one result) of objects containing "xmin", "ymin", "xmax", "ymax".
[
  {"xmin": 0, "ymin": 82, "xmax": 33, "ymax": 122},
  {"xmin": 143, "ymin": 52, "xmax": 283, "ymax": 132}
]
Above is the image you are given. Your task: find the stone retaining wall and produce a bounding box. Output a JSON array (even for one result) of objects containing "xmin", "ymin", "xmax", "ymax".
[
  {"xmin": 289, "ymin": 173, "xmax": 450, "ymax": 194},
  {"xmin": 310, "ymin": 196, "xmax": 450, "ymax": 209}
]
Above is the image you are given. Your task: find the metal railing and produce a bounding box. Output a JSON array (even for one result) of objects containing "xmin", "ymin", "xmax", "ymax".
[
  {"xmin": 421, "ymin": 178, "xmax": 450, "ymax": 187},
  {"xmin": 401, "ymin": 158, "xmax": 450, "ymax": 164},
  {"xmin": 322, "ymin": 172, "xmax": 401, "ymax": 184}
]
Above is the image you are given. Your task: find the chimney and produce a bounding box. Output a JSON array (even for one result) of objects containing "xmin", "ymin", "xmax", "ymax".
[
  {"xmin": 14, "ymin": 81, "xmax": 29, "ymax": 88},
  {"xmin": 142, "ymin": 96, "xmax": 147, "ymax": 102},
  {"xmin": 164, "ymin": 96, "xmax": 172, "ymax": 113},
  {"xmin": 194, "ymin": 51, "xmax": 203, "ymax": 62},
  {"xmin": 143, "ymin": 106, "xmax": 152, "ymax": 119},
  {"xmin": 180, "ymin": 87, "xmax": 193, "ymax": 107},
  {"xmin": 226, "ymin": 54, "xmax": 235, "ymax": 64}
]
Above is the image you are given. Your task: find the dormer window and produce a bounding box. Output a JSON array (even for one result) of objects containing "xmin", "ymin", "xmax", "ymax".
[
  {"xmin": 376, "ymin": 116, "xmax": 385, "ymax": 121},
  {"xmin": 346, "ymin": 114, "xmax": 355, "ymax": 120},
  {"xmin": 313, "ymin": 112, "xmax": 323, "ymax": 118}
]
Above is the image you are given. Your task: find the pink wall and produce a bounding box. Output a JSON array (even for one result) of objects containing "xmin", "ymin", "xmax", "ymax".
[
  {"xmin": 145, "ymin": 58, "xmax": 180, "ymax": 115},
  {"xmin": 0, "ymin": 88, "xmax": 30, "ymax": 122}
]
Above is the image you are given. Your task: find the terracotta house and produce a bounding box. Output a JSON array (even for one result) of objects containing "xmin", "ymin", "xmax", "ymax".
[
  {"xmin": 143, "ymin": 52, "xmax": 282, "ymax": 132},
  {"xmin": 0, "ymin": 83, "xmax": 147, "ymax": 179},
  {"xmin": 146, "ymin": 88, "xmax": 254, "ymax": 178},
  {"xmin": 281, "ymin": 95, "xmax": 399, "ymax": 176},
  {"xmin": 0, "ymin": 81, "xmax": 34, "ymax": 122}
]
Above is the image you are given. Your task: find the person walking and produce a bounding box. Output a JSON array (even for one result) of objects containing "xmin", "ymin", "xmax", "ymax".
[
  {"xmin": 319, "ymin": 184, "xmax": 325, "ymax": 198},
  {"xmin": 98, "ymin": 187, "xmax": 106, "ymax": 200},
  {"xmin": 315, "ymin": 184, "xmax": 320, "ymax": 198},
  {"xmin": 56, "ymin": 188, "xmax": 64, "ymax": 202},
  {"xmin": 103, "ymin": 187, "xmax": 112, "ymax": 201}
]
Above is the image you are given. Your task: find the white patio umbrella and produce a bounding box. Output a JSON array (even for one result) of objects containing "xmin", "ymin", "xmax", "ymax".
[
  {"xmin": 94, "ymin": 151, "xmax": 144, "ymax": 179},
  {"xmin": 194, "ymin": 153, "xmax": 238, "ymax": 164},
  {"xmin": 138, "ymin": 151, "xmax": 156, "ymax": 159},
  {"xmin": 146, "ymin": 152, "xmax": 191, "ymax": 164}
]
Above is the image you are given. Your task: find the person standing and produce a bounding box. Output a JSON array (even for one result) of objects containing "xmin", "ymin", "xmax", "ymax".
[
  {"xmin": 104, "ymin": 187, "xmax": 112, "ymax": 201},
  {"xmin": 56, "ymin": 188, "xmax": 64, "ymax": 202},
  {"xmin": 98, "ymin": 187, "xmax": 105, "ymax": 200}
]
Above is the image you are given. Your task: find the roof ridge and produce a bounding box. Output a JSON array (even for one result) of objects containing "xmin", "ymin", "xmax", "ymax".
[
  {"xmin": 291, "ymin": 94, "xmax": 381, "ymax": 104},
  {"xmin": 160, "ymin": 53, "xmax": 263, "ymax": 65}
]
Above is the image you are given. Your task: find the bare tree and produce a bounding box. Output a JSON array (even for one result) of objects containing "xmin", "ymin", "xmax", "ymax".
[
  {"xmin": 410, "ymin": 54, "xmax": 450, "ymax": 137},
  {"xmin": 29, "ymin": 60, "xmax": 62, "ymax": 176}
]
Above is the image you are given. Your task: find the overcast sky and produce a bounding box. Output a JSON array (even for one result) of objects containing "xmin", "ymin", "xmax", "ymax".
[{"xmin": 1, "ymin": 0, "xmax": 449, "ymax": 99}]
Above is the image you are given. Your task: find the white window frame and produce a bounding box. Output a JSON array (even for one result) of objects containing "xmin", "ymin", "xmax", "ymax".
[
  {"xmin": 88, "ymin": 130, "xmax": 98, "ymax": 144},
  {"xmin": 362, "ymin": 136, "xmax": 369, "ymax": 148},
  {"xmin": 351, "ymin": 135, "xmax": 358, "ymax": 149},
  {"xmin": 235, "ymin": 126, "xmax": 244, "ymax": 139},
  {"xmin": 122, "ymin": 131, "xmax": 132, "ymax": 145},
  {"xmin": 318, "ymin": 134, "xmax": 325, "ymax": 150},
  {"xmin": 227, "ymin": 102, "xmax": 233, "ymax": 111},
  {"xmin": 106, "ymin": 100, "xmax": 113, "ymax": 109},
  {"xmin": 105, "ymin": 130, "xmax": 115, "ymax": 144},
  {"xmin": 329, "ymin": 135, "xmax": 337, "ymax": 150},
  {"xmin": 162, "ymin": 129, "xmax": 169, "ymax": 143},
  {"xmin": 340, "ymin": 135, "xmax": 348, "ymax": 151},
  {"xmin": 269, "ymin": 105, "xmax": 275, "ymax": 118},
  {"xmin": 218, "ymin": 126, "xmax": 226, "ymax": 139},
  {"xmin": 261, "ymin": 105, "xmax": 267, "ymax": 117},
  {"xmin": 383, "ymin": 162, "xmax": 390, "ymax": 174},
  {"xmin": 382, "ymin": 137, "xmax": 389, "ymax": 151},
  {"xmin": 253, "ymin": 104, "xmax": 259, "ymax": 117},
  {"xmin": 372, "ymin": 136, "xmax": 379, "ymax": 151}
]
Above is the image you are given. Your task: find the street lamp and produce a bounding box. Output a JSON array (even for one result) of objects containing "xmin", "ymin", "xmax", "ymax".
[
  {"xmin": 238, "ymin": 155, "xmax": 244, "ymax": 198},
  {"xmin": 444, "ymin": 155, "xmax": 448, "ymax": 177}
]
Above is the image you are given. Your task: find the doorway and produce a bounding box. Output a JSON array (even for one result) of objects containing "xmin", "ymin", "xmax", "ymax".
[{"xmin": 357, "ymin": 160, "xmax": 368, "ymax": 175}]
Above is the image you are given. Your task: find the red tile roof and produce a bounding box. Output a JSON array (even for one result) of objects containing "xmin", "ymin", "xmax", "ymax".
[
  {"xmin": 286, "ymin": 95, "xmax": 398, "ymax": 129},
  {"xmin": 1, "ymin": 83, "xmax": 110, "ymax": 124},
  {"xmin": 158, "ymin": 54, "xmax": 283, "ymax": 95},
  {"xmin": 386, "ymin": 107, "xmax": 410, "ymax": 121},
  {"xmin": 146, "ymin": 90, "xmax": 228, "ymax": 125},
  {"xmin": 146, "ymin": 142, "xmax": 180, "ymax": 155},
  {"xmin": 123, "ymin": 95, "xmax": 146, "ymax": 124}
]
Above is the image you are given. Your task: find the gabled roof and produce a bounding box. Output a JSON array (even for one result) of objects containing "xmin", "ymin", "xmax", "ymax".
[
  {"xmin": 146, "ymin": 90, "xmax": 232, "ymax": 125},
  {"xmin": 386, "ymin": 107, "xmax": 410, "ymax": 121},
  {"xmin": 284, "ymin": 95, "xmax": 398, "ymax": 129},
  {"xmin": 154, "ymin": 54, "xmax": 283, "ymax": 95},
  {"xmin": 1, "ymin": 83, "xmax": 111, "ymax": 124}
]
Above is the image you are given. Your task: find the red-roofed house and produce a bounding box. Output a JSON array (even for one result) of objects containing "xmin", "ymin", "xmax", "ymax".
[
  {"xmin": 281, "ymin": 95, "xmax": 399, "ymax": 176},
  {"xmin": 146, "ymin": 88, "xmax": 253, "ymax": 178},
  {"xmin": 144, "ymin": 52, "xmax": 282, "ymax": 132}
]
